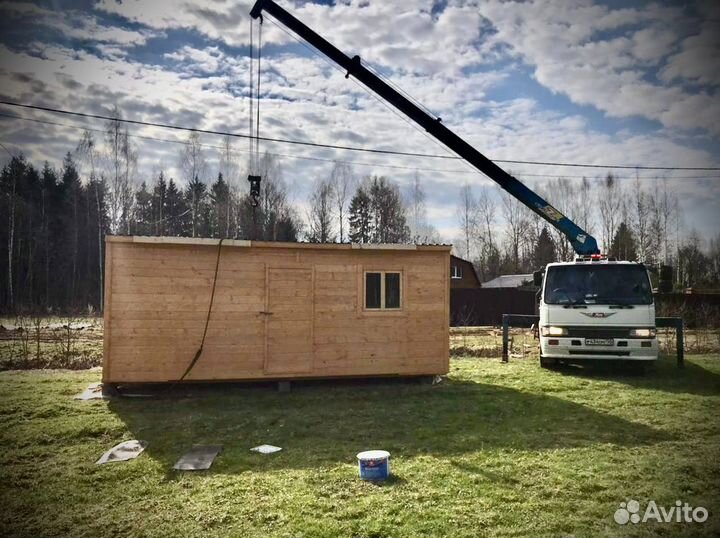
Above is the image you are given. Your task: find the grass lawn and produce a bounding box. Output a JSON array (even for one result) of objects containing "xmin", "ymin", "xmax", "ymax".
[{"xmin": 1, "ymin": 355, "xmax": 719, "ymax": 538}]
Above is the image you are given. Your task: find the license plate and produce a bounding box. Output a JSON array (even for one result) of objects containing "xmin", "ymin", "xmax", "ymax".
[{"xmin": 586, "ymin": 338, "xmax": 614, "ymax": 346}]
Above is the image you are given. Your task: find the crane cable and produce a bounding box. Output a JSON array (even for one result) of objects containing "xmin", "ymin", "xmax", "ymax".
[
  {"xmin": 176, "ymin": 19, "xmax": 264, "ymax": 384},
  {"xmin": 249, "ymin": 16, "xmax": 255, "ymax": 173},
  {"xmin": 177, "ymin": 238, "xmax": 225, "ymax": 383},
  {"xmin": 256, "ymin": 16, "xmax": 263, "ymax": 165}
]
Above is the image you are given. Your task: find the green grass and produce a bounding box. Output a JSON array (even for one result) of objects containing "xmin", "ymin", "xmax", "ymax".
[{"xmin": 1, "ymin": 356, "xmax": 719, "ymax": 538}]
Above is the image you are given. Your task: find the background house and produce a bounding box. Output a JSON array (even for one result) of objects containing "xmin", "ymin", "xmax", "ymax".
[{"xmin": 450, "ymin": 255, "xmax": 481, "ymax": 289}]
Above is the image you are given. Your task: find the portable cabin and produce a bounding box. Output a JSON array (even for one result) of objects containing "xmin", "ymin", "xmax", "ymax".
[{"xmin": 102, "ymin": 236, "xmax": 450, "ymax": 385}]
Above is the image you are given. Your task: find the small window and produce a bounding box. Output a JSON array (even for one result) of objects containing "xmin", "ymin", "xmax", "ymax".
[
  {"xmin": 451, "ymin": 265, "xmax": 463, "ymax": 279},
  {"xmin": 365, "ymin": 272, "xmax": 381, "ymax": 309},
  {"xmin": 365, "ymin": 271, "xmax": 402, "ymax": 310}
]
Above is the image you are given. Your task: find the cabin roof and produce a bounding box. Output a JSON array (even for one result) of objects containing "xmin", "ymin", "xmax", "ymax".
[{"xmin": 106, "ymin": 235, "xmax": 452, "ymax": 252}]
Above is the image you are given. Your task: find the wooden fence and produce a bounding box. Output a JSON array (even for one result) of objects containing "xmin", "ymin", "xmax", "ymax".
[{"xmin": 450, "ymin": 288, "xmax": 536, "ymax": 326}]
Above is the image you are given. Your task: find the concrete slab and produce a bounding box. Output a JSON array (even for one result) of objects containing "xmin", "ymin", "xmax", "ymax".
[
  {"xmin": 96, "ymin": 440, "xmax": 148, "ymax": 465},
  {"xmin": 173, "ymin": 445, "xmax": 223, "ymax": 471}
]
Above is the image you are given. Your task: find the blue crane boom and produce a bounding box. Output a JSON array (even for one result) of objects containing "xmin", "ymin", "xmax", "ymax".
[{"xmin": 250, "ymin": 0, "xmax": 600, "ymax": 255}]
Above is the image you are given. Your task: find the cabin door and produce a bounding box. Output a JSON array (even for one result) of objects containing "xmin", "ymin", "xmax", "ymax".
[{"xmin": 264, "ymin": 267, "xmax": 314, "ymax": 375}]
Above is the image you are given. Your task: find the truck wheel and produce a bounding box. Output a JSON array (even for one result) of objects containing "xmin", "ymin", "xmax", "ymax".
[{"xmin": 540, "ymin": 357, "xmax": 554, "ymax": 369}]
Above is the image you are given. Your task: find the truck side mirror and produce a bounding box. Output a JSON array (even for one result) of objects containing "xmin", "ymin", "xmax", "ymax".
[
  {"xmin": 658, "ymin": 265, "xmax": 673, "ymax": 293},
  {"xmin": 533, "ymin": 270, "xmax": 544, "ymax": 287}
]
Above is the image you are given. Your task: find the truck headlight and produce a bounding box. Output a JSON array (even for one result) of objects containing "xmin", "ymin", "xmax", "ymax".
[
  {"xmin": 630, "ymin": 328, "xmax": 656, "ymax": 338},
  {"xmin": 541, "ymin": 326, "xmax": 567, "ymax": 336}
]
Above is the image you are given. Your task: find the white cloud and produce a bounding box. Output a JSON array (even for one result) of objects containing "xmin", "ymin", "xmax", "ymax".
[
  {"xmin": 660, "ymin": 16, "xmax": 720, "ymax": 87},
  {"xmin": 2, "ymin": 2, "xmax": 158, "ymax": 46},
  {"xmin": 1, "ymin": 0, "xmax": 719, "ymax": 243},
  {"xmin": 476, "ymin": 0, "xmax": 720, "ymax": 135}
]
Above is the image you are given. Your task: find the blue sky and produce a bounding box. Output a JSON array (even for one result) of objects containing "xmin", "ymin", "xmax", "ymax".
[{"xmin": 0, "ymin": 0, "xmax": 718, "ymax": 251}]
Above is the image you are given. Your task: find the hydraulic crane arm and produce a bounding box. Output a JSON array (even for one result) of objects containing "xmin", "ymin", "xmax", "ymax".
[{"xmin": 250, "ymin": 0, "xmax": 600, "ymax": 255}]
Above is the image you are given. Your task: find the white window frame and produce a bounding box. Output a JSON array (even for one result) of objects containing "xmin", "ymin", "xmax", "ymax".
[
  {"xmin": 451, "ymin": 265, "xmax": 463, "ymax": 279},
  {"xmin": 364, "ymin": 270, "xmax": 403, "ymax": 311}
]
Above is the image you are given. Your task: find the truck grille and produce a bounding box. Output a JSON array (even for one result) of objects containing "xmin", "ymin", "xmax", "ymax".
[{"xmin": 564, "ymin": 326, "xmax": 631, "ymax": 339}]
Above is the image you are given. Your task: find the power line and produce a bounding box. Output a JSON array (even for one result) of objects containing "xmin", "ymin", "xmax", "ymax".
[
  {"xmin": 1, "ymin": 99, "xmax": 719, "ymax": 171},
  {"xmin": 0, "ymin": 110, "xmax": 463, "ymax": 173},
  {"xmin": 0, "ymin": 100, "xmax": 458, "ymax": 160},
  {"xmin": 5, "ymin": 110, "xmax": 720, "ymax": 181}
]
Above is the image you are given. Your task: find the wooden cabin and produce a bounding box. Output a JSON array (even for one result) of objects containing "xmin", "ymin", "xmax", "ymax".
[{"xmin": 103, "ymin": 236, "xmax": 450, "ymax": 385}]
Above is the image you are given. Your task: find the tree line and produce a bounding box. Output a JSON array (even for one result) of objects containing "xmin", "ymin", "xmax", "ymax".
[
  {"xmin": 455, "ymin": 174, "xmax": 720, "ymax": 288},
  {"xmin": 0, "ymin": 110, "xmax": 438, "ymax": 313},
  {"xmin": 2, "ymin": 108, "xmax": 718, "ymax": 313}
]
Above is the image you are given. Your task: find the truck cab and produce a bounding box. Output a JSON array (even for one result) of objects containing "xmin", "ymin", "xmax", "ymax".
[{"xmin": 538, "ymin": 256, "xmax": 658, "ymax": 367}]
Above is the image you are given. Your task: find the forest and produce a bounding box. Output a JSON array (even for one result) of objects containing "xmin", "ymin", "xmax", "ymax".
[{"xmin": 2, "ymin": 113, "xmax": 719, "ymax": 313}]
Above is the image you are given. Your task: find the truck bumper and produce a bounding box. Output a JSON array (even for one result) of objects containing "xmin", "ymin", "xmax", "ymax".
[{"xmin": 540, "ymin": 337, "xmax": 658, "ymax": 361}]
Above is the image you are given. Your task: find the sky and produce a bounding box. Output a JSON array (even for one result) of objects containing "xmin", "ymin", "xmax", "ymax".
[{"xmin": 0, "ymin": 0, "xmax": 719, "ymax": 247}]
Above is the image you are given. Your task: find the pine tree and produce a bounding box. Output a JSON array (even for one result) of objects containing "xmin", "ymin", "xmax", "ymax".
[
  {"xmin": 152, "ymin": 172, "xmax": 167, "ymax": 236},
  {"xmin": 39, "ymin": 162, "xmax": 59, "ymax": 307},
  {"xmin": 164, "ymin": 179, "xmax": 186, "ymax": 236},
  {"xmin": 307, "ymin": 178, "xmax": 335, "ymax": 243},
  {"xmin": 134, "ymin": 182, "xmax": 153, "ymax": 236},
  {"xmin": 59, "ymin": 153, "xmax": 82, "ymax": 308},
  {"xmin": 209, "ymin": 172, "xmax": 231, "ymax": 238},
  {"xmin": 348, "ymin": 185, "xmax": 373, "ymax": 243},
  {"xmin": 185, "ymin": 175, "xmax": 208, "ymax": 237},
  {"xmin": 87, "ymin": 174, "xmax": 108, "ymax": 309},
  {"xmin": 610, "ymin": 222, "xmax": 638, "ymax": 261},
  {"xmin": 532, "ymin": 227, "xmax": 556, "ymax": 268},
  {"xmin": 368, "ymin": 176, "xmax": 409, "ymax": 243}
]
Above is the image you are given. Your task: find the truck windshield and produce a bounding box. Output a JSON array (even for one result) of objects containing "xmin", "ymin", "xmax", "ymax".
[{"xmin": 544, "ymin": 265, "xmax": 653, "ymax": 305}]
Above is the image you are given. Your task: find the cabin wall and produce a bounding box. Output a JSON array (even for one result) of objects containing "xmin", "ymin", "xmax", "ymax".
[{"xmin": 103, "ymin": 238, "xmax": 449, "ymax": 383}]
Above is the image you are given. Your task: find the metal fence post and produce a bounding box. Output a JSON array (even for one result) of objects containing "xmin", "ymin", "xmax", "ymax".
[
  {"xmin": 502, "ymin": 314, "xmax": 509, "ymax": 363},
  {"xmin": 676, "ymin": 318, "xmax": 684, "ymax": 369}
]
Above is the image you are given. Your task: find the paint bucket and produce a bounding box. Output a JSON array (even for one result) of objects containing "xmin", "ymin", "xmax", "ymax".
[{"xmin": 357, "ymin": 450, "xmax": 390, "ymax": 480}]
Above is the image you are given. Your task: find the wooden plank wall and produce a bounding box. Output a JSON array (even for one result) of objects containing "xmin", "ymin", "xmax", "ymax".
[{"xmin": 103, "ymin": 238, "xmax": 449, "ymax": 383}]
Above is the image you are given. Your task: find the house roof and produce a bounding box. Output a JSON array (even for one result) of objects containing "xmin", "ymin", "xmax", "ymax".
[
  {"xmin": 106, "ymin": 236, "xmax": 452, "ymax": 251},
  {"xmin": 482, "ymin": 273, "xmax": 533, "ymax": 288}
]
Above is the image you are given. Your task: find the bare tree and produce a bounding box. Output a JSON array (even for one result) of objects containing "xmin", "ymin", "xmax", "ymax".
[
  {"xmin": 632, "ymin": 174, "xmax": 650, "ymax": 262},
  {"xmin": 458, "ymin": 183, "xmax": 477, "ymax": 260},
  {"xmin": 408, "ymin": 172, "xmax": 425, "ymax": 240},
  {"xmin": 501, "ymin": 190, "xmax": 528, "ymax": 272},
  {"xmin": 406, "ymin": 172, "xmax": 440, "ymax": 243},
  {"xmin": 307, "ymin": 178, "xmax": 335, "ymax": 243},
  {"xmin": 104, "ymin": 106, "xmax": 135, "ymax": 234},
  {"xmin": 648, "ymin": 179, "xmax": 678, "ymax": 264},
  {"xmin": 598, "ymin": 173, "xmax": 622, "ymax": 253},
  {"xmin": 330, "ymin": 161, "xmax": 353, "ymax": 243},
  {"xmin": 180, "ymin": 132, "xmax": 207, "ymax": 186},
  {"xmin": 545, "ymin": 177, "xmax": 576, "ymax": 261},
  {"xmin": 219, "ymin": 136, "xmax": 238, "ymax": 238},
  {"xmin": 475, "ymin": 186, "xmax": 498, "ymax": 279},
  {"xmin": 180, "ymin": 132, "xmax": 207, "ymax": 237}
]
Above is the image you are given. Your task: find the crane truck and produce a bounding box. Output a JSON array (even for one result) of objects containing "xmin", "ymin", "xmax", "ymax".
[{"xmin": 249, "ymin": 0, "xmax": 660, "ymax": 369}]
